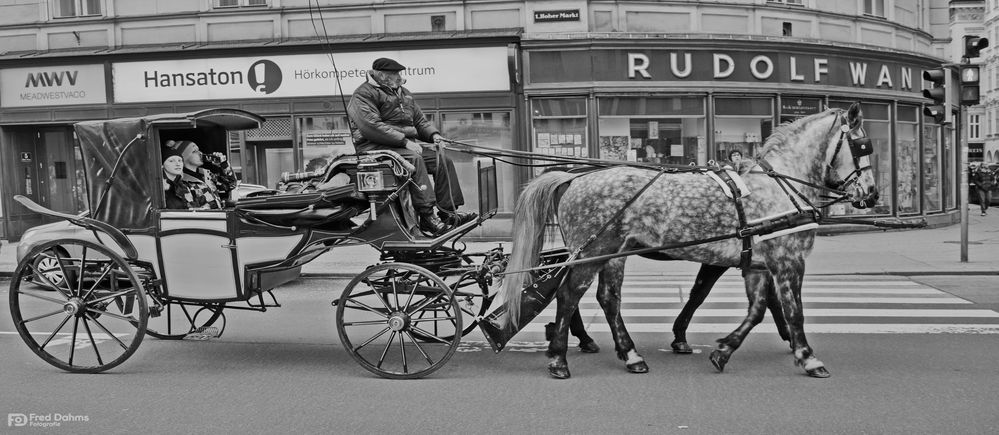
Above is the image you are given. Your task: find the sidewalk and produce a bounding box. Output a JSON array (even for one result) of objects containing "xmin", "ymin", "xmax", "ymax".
[{"xmin": 1, "ymin": 209, "xmax": 997, "ymax": 277}]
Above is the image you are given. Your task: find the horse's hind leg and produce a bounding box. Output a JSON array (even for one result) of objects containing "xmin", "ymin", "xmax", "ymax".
[
  {"xmin": 763, "ymin": 276, "xmax": 791, "ymax": 345},
  {"xmin": 596, "ymin": 258, "xmax": 648, "ymax": 373},
  {"xmin": 671, "ymin": 264, "xmax": 728, "ymax": 354},
  {"xmin": 709, "ymin": 269, "xmax": 771, "ymax": 373},
  {"xmin": 547, "ymin": 266, "xmax": 599, "ymax": 379}
]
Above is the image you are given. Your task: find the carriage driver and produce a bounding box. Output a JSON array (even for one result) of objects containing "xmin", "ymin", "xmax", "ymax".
[
  {"xmin": 347, "ymin": 57, "xmax": 477, "ymax": 236},
  {"xmin": 162, "ymin": 140, "xmax": 238, "ymax": 209}
]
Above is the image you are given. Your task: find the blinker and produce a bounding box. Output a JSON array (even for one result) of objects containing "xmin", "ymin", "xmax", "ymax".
[{"xmin": 848, "ymin": 137, "xmax": 873, "ymax": 157}]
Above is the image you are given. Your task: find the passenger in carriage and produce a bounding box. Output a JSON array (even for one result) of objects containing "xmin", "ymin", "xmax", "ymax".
[
  {"xmin": 162, "ymin": 140, "xmax": 238, "ymax": 210},
  {"xmin": 161, "ymin": 149, "xmax": 197, "ymax": 209},
  {"xmin": 347, "ymin": 57, "xmax": 477, "ymax": 236}
]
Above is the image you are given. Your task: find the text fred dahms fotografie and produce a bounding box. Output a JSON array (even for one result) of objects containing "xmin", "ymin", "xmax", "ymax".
[{"xmin": 7, "ymin": 413, "xmax": 90, "ymax": 428}]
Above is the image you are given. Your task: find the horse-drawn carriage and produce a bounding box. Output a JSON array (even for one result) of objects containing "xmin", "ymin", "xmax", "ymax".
[
  {"xmin": 9, "ymin": 108, "xmax": 524, "ymax": 379},
  {"xmin": 10, "ymin": 104, "xmax": 899, "ymax": 379}
]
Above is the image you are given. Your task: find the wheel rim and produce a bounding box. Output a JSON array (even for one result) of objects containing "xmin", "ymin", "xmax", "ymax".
[
  {"xmin": 9, "ymin": 240, "xmax": 147, "ymax": 373},
  {"xmin": 34, "ymin": 254, "xmax": 66, "ymax": 287},
  {"xmin": 336, "ymin": 263, "xmax": 461, "ymax": 379}
]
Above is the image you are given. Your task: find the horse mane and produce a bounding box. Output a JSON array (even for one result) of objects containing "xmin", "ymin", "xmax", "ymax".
[{"xmin": 756, "ymin": 108, "xmax": 841, "ymax": 160}]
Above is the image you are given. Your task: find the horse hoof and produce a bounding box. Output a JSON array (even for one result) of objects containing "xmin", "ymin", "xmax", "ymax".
[
  {"xmin": 671, "ymin": 341, "xmax": 693, "ymax": 354},
  {"xmin": 578, "ymin": 340, "xmax": 600, "ymax": 353},
  {"xmin": 626, "ymin": 361, "xmax": 649, "ymax": 374},
  {"xmin": 806, "ymin": 366, "xmax": 831, "ymax": 378},
  {"xmin": 547, "ymin": 362, "xmax": 571, "ymax": 379},
  {"xmin": 709, "ymin": 350, "xmax": 729, "ymax": 372}
]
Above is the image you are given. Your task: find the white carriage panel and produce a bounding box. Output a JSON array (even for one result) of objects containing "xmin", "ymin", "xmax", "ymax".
[
  {"xmin": 236, "ymin": 236, "xmax": 304, "ymax": 269},
  {"xmin": 160, "ymin": 211, "xmax": 227, "ymax": 232},
  {"xmin": 159, "ymin": 233, "xmax": 239, "ymax": 300}
]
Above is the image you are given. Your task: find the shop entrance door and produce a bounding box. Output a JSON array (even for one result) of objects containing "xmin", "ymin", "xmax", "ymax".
[{"xmin": 4, "ymin": 127, "xmax": 85, "ymax": 239}]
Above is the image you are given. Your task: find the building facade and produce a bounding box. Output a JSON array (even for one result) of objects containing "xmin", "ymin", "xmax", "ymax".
[{"xmin": 0, "ymin": 0, "xmax": 966, "ymax": 240}]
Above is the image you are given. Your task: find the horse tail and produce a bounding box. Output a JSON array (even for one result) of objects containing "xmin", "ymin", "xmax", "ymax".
[{"xmin": 502, "ymin": 171, "xmax": 577, "ymax": 328}]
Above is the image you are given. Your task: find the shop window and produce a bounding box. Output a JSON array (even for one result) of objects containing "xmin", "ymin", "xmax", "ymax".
[
  {"xmin": 440, "ymin": 111, "xmax": 515, "ymax": 212},
  {"xmin": 922, "ymin": 121, "xmax": 943, "ymax": 212},
  {"xmin": 826, "ymin": 101, "xmax": 891, "ymax": 216},
  {"xmin": 296, "ymin": 114, "xmax": 353, "ymax": 175},
  {"xmin": 897, "ymin": 106, "xmax": 920, "ymax": 215},
  {"xmin": 713, "ymin": 97, "xmax": 772, "ymax": 163},
  {"xmin": 943, "ymin": 124, "xmax": 956, "ymax": 209},
  {"xmin": 864, "ymin": 0, "xmax": 886, "ymax": 18},
  {"xmin": 597, "ymin": 96, "xmax": 706, "ymax": 164},
  {"xmin": 531, "ymin": 98, "xmax": 588, "ymax": 164},
  {"xmin": 54, "ymin": 0, "xmax": 102, "ymax": 18}
]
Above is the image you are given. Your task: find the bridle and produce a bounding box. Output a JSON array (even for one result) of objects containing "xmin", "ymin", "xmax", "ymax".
[{"xmin": 826, "ymin": 110, "xmax": 874, "ymax": 194}]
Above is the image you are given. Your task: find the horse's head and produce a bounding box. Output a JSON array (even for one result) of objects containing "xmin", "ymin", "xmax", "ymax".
[{"xmin": 823, "ymin": 102, "xmax": 879, "ymax": 209}]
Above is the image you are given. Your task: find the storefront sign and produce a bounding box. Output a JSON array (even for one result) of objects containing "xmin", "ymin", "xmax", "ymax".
[
  {"xmin": 780, "ymin": 98, "xmax": 822, "ymax": 116},
  {"xmin": 534, "ymin": 9, "xmax": 580, "ymax": 22},
  {"xmin": 19, "ymin": 152, "xmax": 32, "ymax": 162},
  {"xmin": 1, "ymin": 64, "xmax": 107, "ymax": 108},
  {"xmin": 969, "ymin": 143, "xmax": 983, "ymax": 160},
  {"xmin": 112, "ymin": 47, "xmax": 510, "ymax": 103},
  {"xmin": 529, "ymin": 48, "xmax": 929, "ymax": 94}
]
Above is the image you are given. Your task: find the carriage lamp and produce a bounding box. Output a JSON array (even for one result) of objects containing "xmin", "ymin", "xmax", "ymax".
[{"xmin": 356, "ymin": 171, "xmax": 385, "ymax": 192}]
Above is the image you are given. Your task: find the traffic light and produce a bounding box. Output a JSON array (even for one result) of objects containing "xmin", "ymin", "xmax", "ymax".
[
  {"xmin": 922, "ymin": 67, "xmax": 952, "ymax": 124},
  {"xmin": 963, "ymin": 35, "xmax": 989, "ymax": 59},
  {"xmin": 960, "ymin": 65, "xmax": 980, "ymax": 106}
]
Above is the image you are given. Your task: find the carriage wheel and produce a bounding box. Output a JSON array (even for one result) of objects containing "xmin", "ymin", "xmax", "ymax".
[
  {"xmin": 145, "ymin": 300, "xmax": 225, "ymax": 340},
  {"xmin": 411, "ymin": 271, "xmax": 490, "ymax": 342},
  {"xmin": 336, "ymin": 263, "xmax": 461, "ymax": 379},
  {"xmin": 9, "ymin": 240, "xmax": 147, "ymax": 373}
]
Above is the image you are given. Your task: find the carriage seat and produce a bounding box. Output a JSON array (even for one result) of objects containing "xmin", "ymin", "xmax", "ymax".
[{"xmin": 233, "ymin": 151, "xmax": 411, "ymax": 230}]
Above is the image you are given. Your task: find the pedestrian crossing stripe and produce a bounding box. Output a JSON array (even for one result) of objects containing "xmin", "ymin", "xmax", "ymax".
[{"xmin": 528, "ymin": 276, "xmax": 999, "ymax": 334}]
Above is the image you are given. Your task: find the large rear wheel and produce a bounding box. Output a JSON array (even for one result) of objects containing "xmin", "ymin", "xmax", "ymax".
[
  {"xmin": 336, "ymin": 263, "xmax": 461, "ymax": 379},
  {"xmin": 9, "ymin": 240, "xmax": 147, "ymax": 373}
]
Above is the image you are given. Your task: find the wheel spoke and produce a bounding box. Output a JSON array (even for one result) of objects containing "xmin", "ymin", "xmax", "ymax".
[
  {"xmin": 351, "ymin": 327, "xmax": 391, "ymax": 352},
  {"xmin": 408, "ymin": 325, "xmax": 451, "ymax": 345},
  {"xmin": 376, "ymin": 331, "xmax": 397, "ymax": 369},
  {"xmin": 364, "ymin": 276, "xmax": 395, "ymax": 313},
  {"xmin": 39, "ymin": 314, "xmax": 73, "ymax": 349},
  {"xmin": 341, "ymin": 319, "xmax": 392, "ymax": 327},
  {"xmin": 17, "ymin": 289, "xmax": 68, "ymax": 305},
  {"xmin": 82, "ymin": 319, "xmax": 104, "ymax": 366},
  {"xmin": 87, "ymin": 288, "xmax": 137, "ymax": 306},
  {"xmin": 84, "ymin": 313, "xmax": 130, "ymax": 351},
  {"xmin": 80, "ymin": 262, "xmax": 118, "ymax": 301},
  {"xmin": 398, "ymin": 331, "xmax": 408, "ymax": 374},
  {"xmin": 76, "ymin": 246, "xmax": 88, "ymax": 297},
  {"xmin": 341, "ymin": 297, "xmax": 390, "ymax": 318},
  {"xmin": 20, "ymin": 308, "xmax": 67, "ymax": 325},
  {"xmin": 68, "ymin": 316, "xmax": 80, "ymax": 366},
  {"xmin": 403, "ymin": 330, "xmax": 436, "ymax": 365},
  {"xmin": 84, "ymin": 306, "xmax": 139, "ymax": 325}
]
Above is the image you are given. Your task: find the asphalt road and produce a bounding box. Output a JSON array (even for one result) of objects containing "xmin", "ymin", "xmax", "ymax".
[{"xmin": 1, "ymin": 276, "xmax": 997, "ymax": 434}]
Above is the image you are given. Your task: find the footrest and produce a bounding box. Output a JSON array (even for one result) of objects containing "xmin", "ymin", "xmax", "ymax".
[{"xmin": 183, "ymin": 326, "xmax": 222, "ymax": 341}]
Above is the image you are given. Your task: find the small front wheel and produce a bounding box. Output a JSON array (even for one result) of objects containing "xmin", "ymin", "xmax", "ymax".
[
  {"xmin": 336, "ymin": 263, "xmax": 461, "ymax": 379},
  {"xmin": 9, "ymin": 239, "xmax": 148, "ymax": 373}
]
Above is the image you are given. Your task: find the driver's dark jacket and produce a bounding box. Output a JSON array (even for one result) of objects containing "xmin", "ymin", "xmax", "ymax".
[{"xmin": 347, "ymin": 74, "xmax": 439, "ymax": 150}]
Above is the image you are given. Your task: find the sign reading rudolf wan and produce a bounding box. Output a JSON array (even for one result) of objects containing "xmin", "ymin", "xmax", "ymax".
[{"xmin": 112, "ymin": 47, "xmax": 510, "ymax": 103}]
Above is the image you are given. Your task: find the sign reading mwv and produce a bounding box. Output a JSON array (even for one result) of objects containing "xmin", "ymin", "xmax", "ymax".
[{"xmin": 24, "ymin": 71, "xmax": 79, "ymax": 87}]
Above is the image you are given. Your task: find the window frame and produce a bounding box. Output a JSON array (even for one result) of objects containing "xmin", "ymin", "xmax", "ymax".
[
  {"xmin": 53, "ymin": 0, "xmax": 102, "ymax": 19},
  {"xmin": 214, "ymin": 0, "xmax": 268, "ymax": 8},
  {"xmin": 864, "ymin": 0, "xmax": 886, "ymax": 18}
]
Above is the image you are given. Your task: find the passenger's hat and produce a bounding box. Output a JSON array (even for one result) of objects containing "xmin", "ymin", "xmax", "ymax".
[
  {"xmin": 372, "ymin": 57, "xmax": 405, "ymax": 72},
  {"xmin": 164, "ymin": 140, "xmax": 197, "ymax": 161}
]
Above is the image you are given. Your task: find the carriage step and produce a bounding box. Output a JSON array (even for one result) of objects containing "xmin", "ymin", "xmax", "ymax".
[{"xmin": 183, "ymin": 326, "xmax": 222, "ymax": 341}]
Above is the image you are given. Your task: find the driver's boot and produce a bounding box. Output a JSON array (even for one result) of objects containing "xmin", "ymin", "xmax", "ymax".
[{"xmin": 418, "ymin": 207, "xmax": 449, "ymax": 236}]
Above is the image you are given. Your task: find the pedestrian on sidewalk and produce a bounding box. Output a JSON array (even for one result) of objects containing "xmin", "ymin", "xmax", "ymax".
[{"xmin": 971, "ymin": 163, "xmax": 996, "ymax": 216}]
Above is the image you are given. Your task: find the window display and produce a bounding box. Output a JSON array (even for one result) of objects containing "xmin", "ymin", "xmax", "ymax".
[
  {"xmin": 440, "ymin": 111, "xmax": 515, "ymax": 212},
  {"xmin": 896, "ymin": 106, "xmax": 920, "ymax": 215},
  {"xmin": 597, "ymin": 96, "xmax": 706, "ymax": 164},
  {"xmin": 923, "ymin": 122, "xmax": 942, "ymax": 212},
  {"xmin": 531, "ymin": 98, "xmax": 588, "ymax": 163},
  {"xmin": 713, "ymin": 97, "xmax": 772, "ymax": 163}
]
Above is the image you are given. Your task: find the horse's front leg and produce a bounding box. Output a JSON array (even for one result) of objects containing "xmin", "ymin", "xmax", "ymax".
[
  {"xmin": 597, "ymin": 259, "xmax": 647, "ymax": 373},
  {"xmin": 546, "ymin": 268, "xmax": 594, "ymax": 379},
  {"xmin": 771, "ymin": 258, "xmax": 829, "ymax": 378},
  {"xmin": 709, "ymin": 268, "xmax": 771, "ymax": 372},
  {"xmin": 672, "ymin": 264, "xmax": 728, "ymax": 353}
]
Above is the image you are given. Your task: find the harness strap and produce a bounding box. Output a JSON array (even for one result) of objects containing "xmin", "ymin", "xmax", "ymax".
[{"xmin": 711, "ymin": 168, "xmax": 754, "ymax": 272}]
